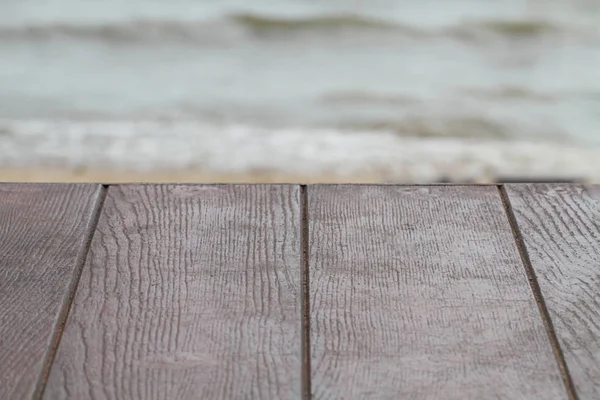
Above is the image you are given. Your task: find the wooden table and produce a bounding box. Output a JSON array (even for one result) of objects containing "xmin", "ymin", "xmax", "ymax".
[{"xmin": 1, "ymin": 184, "xmax": 598, "ymax": 399}]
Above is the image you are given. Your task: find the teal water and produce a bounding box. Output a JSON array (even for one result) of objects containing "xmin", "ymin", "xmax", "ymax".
[{"xmin": 1, "ymin": 0, "xmax": 599, "ymax": 180}]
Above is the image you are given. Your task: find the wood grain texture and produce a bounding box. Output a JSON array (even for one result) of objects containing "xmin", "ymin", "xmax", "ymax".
[
  {"xmin": 308, "ymin": 185, "xmax": 566, "ymax": 400},
  {"xmin": 45, "ymin": 185, "xmax": 302, "ymax": 399},
  {"xmin": 0, "ymin": 183, "xmax": 102, "ymax": 399},
  {"xmin": 506, "ymin": 184, "xmax": 600, "ymax": 399}
]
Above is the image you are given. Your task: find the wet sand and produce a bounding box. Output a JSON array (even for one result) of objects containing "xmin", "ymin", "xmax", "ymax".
[
  {"xmin": 0, "ymin": 167, "xmax": 399, "ymax": 184},
  {"xmin": 3, "ymin": 167, "xmax": 593, "ymax": 184}
]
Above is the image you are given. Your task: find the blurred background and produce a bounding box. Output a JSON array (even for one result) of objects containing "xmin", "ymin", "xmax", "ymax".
[{"xmin": 1, "ymin": 0, "xmax": 599, "ymax": 183}]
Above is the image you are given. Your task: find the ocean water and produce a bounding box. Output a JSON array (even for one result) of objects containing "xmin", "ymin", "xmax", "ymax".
[{"xmin": 1, "ymin": 0, "xmax": 600, "ymax": 181}]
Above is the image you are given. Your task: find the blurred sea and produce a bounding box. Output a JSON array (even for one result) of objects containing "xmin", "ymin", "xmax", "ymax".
[{"xmin": 1, "ymin": 0, "xmax": 600, "ymax": 181}]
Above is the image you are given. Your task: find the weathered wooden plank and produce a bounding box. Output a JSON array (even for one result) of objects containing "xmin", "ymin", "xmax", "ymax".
[
  {"xmin": 506, "ymin": 184, "xmax": 600, "ymax": 399},
  {"xmin": 0, "ymin": 183, "xmax": 102, "ymax": 399},
  {"xmin": 308, "ymin": 185, "xmax": 566, "ymax": 399},
  {"xmin": 45, "ymin": 185, "xmax": 302, "ymax": 399}
]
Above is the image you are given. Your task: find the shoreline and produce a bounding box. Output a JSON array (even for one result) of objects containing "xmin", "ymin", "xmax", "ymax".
[
  {"xmin": 3, "ymin": 120, "xmax": 600, "ymax": 184},
  {"xmin": 4, "ymin": 121, "xmax": 600, "ymax": 184},
  {"xmin": 1, "ymin": 167, "xmax": 594, "ymax": 184},
  {"xmin": 0, "ymin": 168, "xmax": 398, "ymax": 184}
]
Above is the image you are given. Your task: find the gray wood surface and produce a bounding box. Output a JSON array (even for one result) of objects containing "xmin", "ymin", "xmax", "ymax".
[
  {"xmin": 45, "ymin": 185, "xmax": 302, "ymax": 399},
  {"xmin": 308, "ymin": 185, "xmax": 566, "ymax": 399},
  {"xmin": 506, "ymin": 184, "xmax": 600, "ymax": 399},
  {"xmin": 0, "ymin": 183, "xmax": 102, "ymax": 399}
]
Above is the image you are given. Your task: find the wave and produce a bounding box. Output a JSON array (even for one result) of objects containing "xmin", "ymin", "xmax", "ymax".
[
  {"xmin": 0, "ymin": 20, "xmax": 224, "ymax": 44},
  {"xmin": 342, "ymin": 116, "xmax": 512, "ymax": 140},
  {"xmin": 1, "ymin": 118, "xmax": 598, "ymax": 183},
  {"xmin": 321, "ymin": 91, "xmax": 416, "ymax": 106},
  {"xmin": 0, "ymin": 14, "xmax": 401, "ymax": 43},
  {"xmin": 450, "ymin": 20, "xmax": 560, "ymax": 40},
  {"xmin": 230, "ymin": 13, "xmax": 399, "ymax": 32},
  {"xmin": 0, "ymin": 13, "xmax": 583, "ymax": 44},
  {"xmin": 462, "ymin": 87, "xmax": 558, "ymax": 102}
]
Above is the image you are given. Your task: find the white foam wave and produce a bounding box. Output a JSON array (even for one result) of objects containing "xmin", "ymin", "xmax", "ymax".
[{"xmin": 1, "ymin": 119, "xmax": 599, "ymax": 182}]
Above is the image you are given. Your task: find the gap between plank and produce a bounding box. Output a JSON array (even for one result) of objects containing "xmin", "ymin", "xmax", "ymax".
[
  {"xmin": 300, "ymin": 184, "xmax": 311, "ymax": 400},
  {"xmin": 33, "ymin": 184, "xmax": 109, "ymax": 400},
  {"xmin": 497, "ymin": 185, "xmax": 578, "ymax": 400}
]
